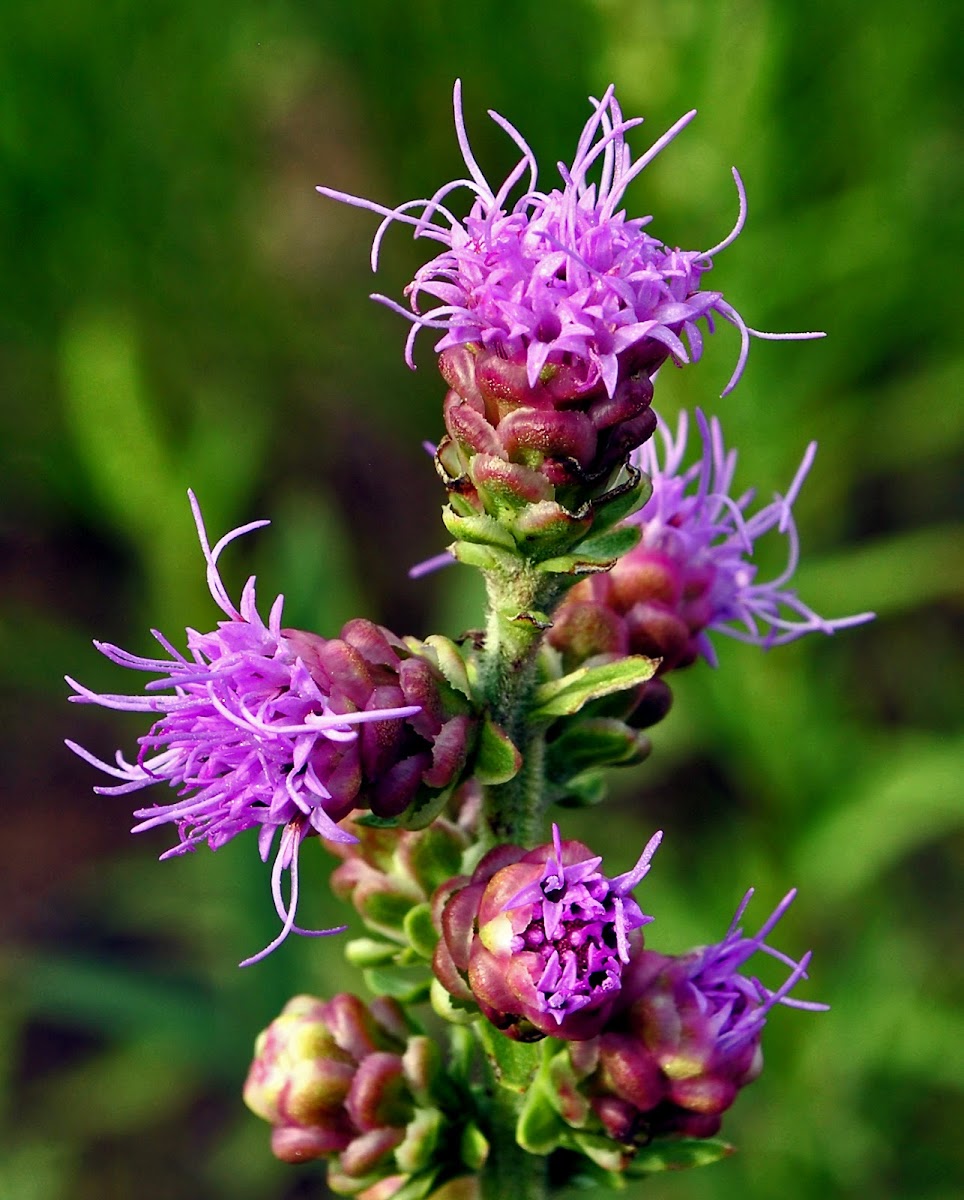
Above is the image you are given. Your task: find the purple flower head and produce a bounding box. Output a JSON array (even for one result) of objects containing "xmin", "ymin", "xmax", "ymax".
[
  {"xmin": 317, "ymin": 81, "xmax": 822, "ymax": 398},
  {"xmin": 631, "ymin": 409, "xmax": 876, "ymax": 662},
  {"xmin": 674, "ymin": 888, "xmax": 829, "ymax": 1059},
  {"xmin": 619, "ymin": 889, "xmax": 827, "ymax": 1124},
  {"xmin": 552, "ymin": 408, "xmax": 874, "ymax": 673},
  {"xmin": 433, "ymin": 825, "xmax": 662, "ymax": 1040},
  {"xmin": 565, "ymin": 889, "xmax": 827, "ymax": 1143},
  {"xmin": 66, "ymin": 492, "xmax": 420, "ymax": 965},
  {"xmin": 496, "ymin": 825, "xmax": 664, "ymax": 1026}
]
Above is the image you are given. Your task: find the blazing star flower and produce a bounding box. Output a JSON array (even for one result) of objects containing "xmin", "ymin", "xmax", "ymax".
[
  {"xmin": 318, "ymin": 81, "xmax": 821, "ymax": 399},
  {"xmin": 432, "ymin": 825, "xmax": 662, "ymax": 1040},
  {"xmin": 550, "ymin": 408, "xmax": 875, "ymax": 672},
  {"xmin": 66, "ymin": 492, "xmax": 422, "ymax": 965},
  {"xmin": 634, "ymin": 409, "xmax": 876, "ymax": 661},
  {"xmin": 567, "ymin": 889, "xmax": 827, "ymax": 1144},
  {"xmin": 667, "ymin": 887, "xmax": 829, "ymax": 1057},
  {"xmin": 620, "ymin": 889, "xmax": 826, "ymax": 1135}
]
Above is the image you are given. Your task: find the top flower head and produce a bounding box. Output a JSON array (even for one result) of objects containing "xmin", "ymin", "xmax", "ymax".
[{"xmin": 318, "ymin": 81, "xmax": 821, "ymax": 398}]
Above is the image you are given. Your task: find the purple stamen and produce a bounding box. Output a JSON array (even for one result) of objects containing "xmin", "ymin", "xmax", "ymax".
[{"xmin": 630, "ymin": 409, "xmax": 876, "ymax": 654}]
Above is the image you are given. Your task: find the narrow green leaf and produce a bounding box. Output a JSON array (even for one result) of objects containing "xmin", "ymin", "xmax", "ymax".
[
  {"xmin": 531, "ymin": 656, "xmax": 658, "ymax": 719},
  {"xmin": 400, "ymin": 781, "xmax": 457, "ymax": 832},
  {"xmin": 516, "ymin": 1084, "xmax": 564, "ymax": 1155},
  {"xmin": 561, "ymin": 1159, "xmax": 629, "ymax": 1190},
  {"xmin": 359, "ymin": 888, "xmax": 416, "ymax": 932},
  {"xmin": 353, "ymin": 812, "xmax": 402, "ymax": 830},
  {"xmin": 406, "ymin": 824, "xmax": 470, "ymax": 894},
  {"xmin": 570, "ymin": 1130, "xmax": 634, "ymax": 1172},
  {"xmin": 344, "ymin": 938, "xmax": 403, "ymax": 968},
  {"xmin": 625, "ymin": 1136, "xmax": 734, "ymax": 1174},
  {"xmin": 448, "ymin": 492, "xmax": 480, "ymax": 518},
  {"xmin": 588, "ymin": 463, "xmax": 652, "ymax": 531},
  {"xmin": 403, "ymin": 903, "xmax": 440, "ymax": 960},
  {"xmin": 442, "ymin": 508, "xmax": 517, "ymax": 550},
  {"xmin": 423, "ymin": 635, "xmax": 474, "ymax": 700},
  {"xmin": 396, "ymin": 1108, "xmax": 444, "ymax": 1174},
  {"xmin": 476, "ymin": 1023, "xmax": 541, "ymax": 1092},
  {"xmin": 546, "ymin": 718, "xmax": 651, "ymax": 778},
  {"xmin": 460, "ymin": 1122, "xmax": 490, "ymax": 1171},
  {"xmin": 450, "ymin": 541, "xmax": 521, "ymax": 573},
  {"xmin": 570, "ymin": 524, "xmax": 641, "ymax": 563},
  {"xmin": 534, "ymin": 552, "xmax": 619, "ymax": 576},
  {"xmin": 385, "ymin": 1168, "xmax": 441, "ymax": 1200},
  {"xmin": 551, "ymin": 770, "xmax": 608, "ymax": 808}
]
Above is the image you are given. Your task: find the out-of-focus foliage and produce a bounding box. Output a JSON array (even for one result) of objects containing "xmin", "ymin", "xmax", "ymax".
[{"xmin": 1, "ymin": 0, "xmax": 960, "ymax": 1198}]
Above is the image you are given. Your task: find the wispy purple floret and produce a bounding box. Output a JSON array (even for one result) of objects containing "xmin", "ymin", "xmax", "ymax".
[
  {"xmin": 317, "ymin": 81, "xmax": 822, "ymax": 398},
  {"xmin": 569, "ymin": 888, "xmax": 827, "ymax": 1140},
  {"xmin": 66, "ymin": 492, "xmax": 420, "ymax": 965},
  {"xmin": 630, "ymin": 409, "xmax": 875, "ymax": 662},
  {"xmin": 681, "ymin": 888, "xmax": 829, "ymax": 1056}
]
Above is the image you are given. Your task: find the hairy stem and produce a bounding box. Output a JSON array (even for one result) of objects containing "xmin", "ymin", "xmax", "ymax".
[
  {"xmin": 479, "ymin": 1073, "xmax": 548, "ymax": 1200},
  {"xmin": 475, "ymin": 1024, "xmax": 547, "ymax": 1200},
  {"xmin": 477, "ymin": 563, "xmax": 563, "ymax": 848},
  {"xmin": 472, "ymin": 563, "xmax": 567, "ymax": 1198}
]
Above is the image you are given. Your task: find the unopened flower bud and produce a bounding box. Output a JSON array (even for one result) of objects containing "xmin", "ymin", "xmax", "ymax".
[
  {"xmin": 329, "ymin": 817, "xmax": 471, "ymax": 952},
  {"xmin": 243, "ymin": 994, "xmax": 401, "ymax": 1164},
  {"xmin": 245, "ymin": 993, "xmax": 472, "ymax": 1192}
]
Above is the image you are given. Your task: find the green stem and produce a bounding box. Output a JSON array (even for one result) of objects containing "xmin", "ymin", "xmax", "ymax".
[
  {"xmin": 471, "ymin": 562, "xmax": 568, "ymax": 1198},
  {"xmin": 477, "ymin": 563, "xmax": 563, "ymax": 848},
  {"xmin": 475, "ymin": 1025, "xmax": 548, "ymax": 1200},
  {"xmin": 479, "ymin": 1072, "xmax": 548, "ymax": 1200}
]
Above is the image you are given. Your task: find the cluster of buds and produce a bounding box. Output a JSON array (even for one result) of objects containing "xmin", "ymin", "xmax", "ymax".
[
  {"xmin": 556, "ymin": 891, "xmax": 826, "ymax": 1148},
  {"xmin": 244, "ymin": 993, "xmax": 483, "ymax": 1194},
  {"xmin": 432, "ymin": 826, "xmax": 661, "ymax": 1039},
  {"xmin": 66, "ymin": 494, "xmax": 478, "ymax": 963}
]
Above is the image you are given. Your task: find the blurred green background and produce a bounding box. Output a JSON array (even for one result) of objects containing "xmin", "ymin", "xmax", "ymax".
[{"xmin": 2, "ymin": 0, "xmax": 961, "ymax": 1197}]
